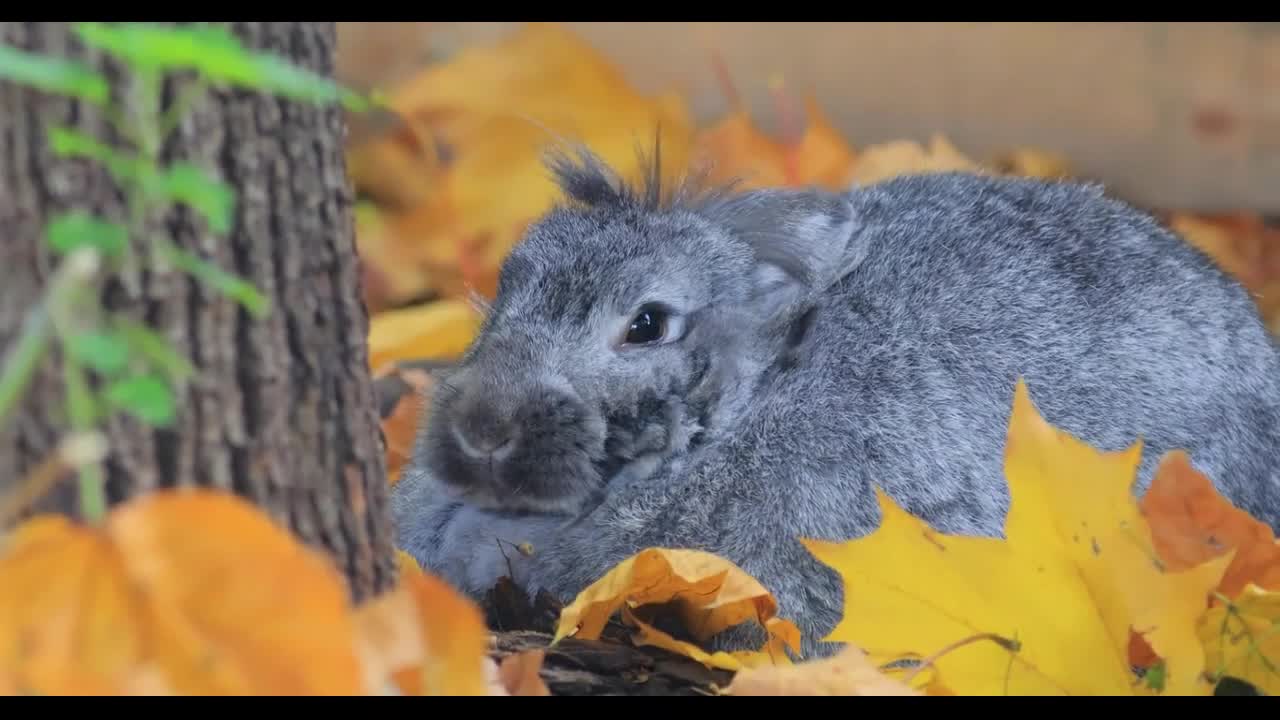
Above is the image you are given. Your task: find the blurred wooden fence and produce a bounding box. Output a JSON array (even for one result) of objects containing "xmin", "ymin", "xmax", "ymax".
[{"xmin": 336, "ymin": 22, "xmax": 1280, "ymax": 214}]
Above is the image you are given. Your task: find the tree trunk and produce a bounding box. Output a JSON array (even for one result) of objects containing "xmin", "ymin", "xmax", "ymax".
[{"xmin": 0, "ymin": 21, "xmax": 396, "ymax": 602}]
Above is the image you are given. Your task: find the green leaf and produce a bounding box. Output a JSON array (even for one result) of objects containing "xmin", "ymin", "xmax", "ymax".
[
  {"xmin": 105, "ymin": 375, "xmax": 175, "ymax": 426},
  {"xmin": 162, "ymin": 163, "xmax": 235, "ymax": 233},
  {"xmin": 234, "ymin": 52, "xmax": 370, "ymax": 111},
  {"xmin": 112, "ymin": 318, "xmax": 195, "ymax": 382},
  {"xmin": 1143, "ymin": 661, "xmax": 1167, "ymax": 693},
  {"xmin": 46, "ymin": 212, "xmax": 128, "ymax": 257},
  {"xmin": 67, "ymin": 331, "xmax": 130, "ymax": 375},
  {"xmin": 48, "ymin": 126, "xmax": 151, "ymax": 190},
  {"xmin": 159, "ymin": 244, "xmax": 269, "ymax": 318},
  {"xmin": 72, "ymin": 23, "xmax": 368, "ymax": 110},
  {"xmin": 0, "ymin": 43, "xmax": 109, "ymax": 105}
]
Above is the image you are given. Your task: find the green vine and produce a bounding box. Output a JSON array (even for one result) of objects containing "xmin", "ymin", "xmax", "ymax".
[{"xmin": 0, "ymin": 22, "xmax": 373, "ymax": 524}]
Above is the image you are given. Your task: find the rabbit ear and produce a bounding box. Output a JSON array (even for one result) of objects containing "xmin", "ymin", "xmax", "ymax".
[{"xmin": 703, "ymin": 188, "xmax": 865, "ymax": 318}]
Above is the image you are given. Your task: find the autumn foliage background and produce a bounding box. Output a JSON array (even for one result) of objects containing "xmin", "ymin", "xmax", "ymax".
[{"xmin": 4, "ymin": 21, "xmax": 1280, "ymax": 696}]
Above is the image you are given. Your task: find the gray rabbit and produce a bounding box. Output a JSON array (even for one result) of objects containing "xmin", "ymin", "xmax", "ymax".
[{"xmin": 391, "ymin": 145, "xmax": 1280, "ymax": 660}]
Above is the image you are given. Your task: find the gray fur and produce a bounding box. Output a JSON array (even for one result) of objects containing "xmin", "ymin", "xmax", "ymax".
[{"xmin": 392, "ymin": 145, "xmax": 1280, "ymax": 660}]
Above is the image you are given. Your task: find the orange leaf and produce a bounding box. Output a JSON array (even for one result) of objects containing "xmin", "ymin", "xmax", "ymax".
[
  {"xmin": 0, "ymin": 491, "xmax": 364, "ymax": 695},
  {"xmin": 1127, "ymin": 450, "xmax": 1280, "ymax": 671},
  {"xmin": 792, "ymin": 95, "xmax": 857, "ymax": 190},
  {"xmin": 497, "ymin": 650, "xmax": 551, "ymax": 696},
  {"xmin": 694, "ymin": 110, "xmax": 789, "ymax": 190},
  {"xmin": 1140, "ymin": 451, "xmax": 1280, "ymax": 597},
  {"xmin": 1168, "ymin": 213, "xmax": 1268, "ymax": 290},
  {"xmin": 354, "ymin": 557, "xmax": 490, "ymax": 696},
  {"xmin": 379, "ymin": 368, "xmax": 434, "ymax": 487},
  {"xmin": 352, "ymin": 22, "xmax": 697, "ymax": 307}
]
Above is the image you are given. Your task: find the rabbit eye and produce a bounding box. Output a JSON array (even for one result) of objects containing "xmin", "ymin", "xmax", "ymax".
[
  {"xmin": 618, "ymin": 303, "xmax": 685, "ymax": 349},
  {"xmin": 624, "ymin": 306, "xmax": 666, "ymax": 345}
]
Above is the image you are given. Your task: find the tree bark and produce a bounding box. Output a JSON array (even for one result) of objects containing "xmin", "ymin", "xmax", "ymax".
[{"xmin": 0, "ymin": 21, "xmax": 396, "ymax": 602}]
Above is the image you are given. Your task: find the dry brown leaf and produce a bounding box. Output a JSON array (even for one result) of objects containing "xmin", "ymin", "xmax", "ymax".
[{"xmin": 725, "ymin": 644, "xmax": 923, "ymax": 696}]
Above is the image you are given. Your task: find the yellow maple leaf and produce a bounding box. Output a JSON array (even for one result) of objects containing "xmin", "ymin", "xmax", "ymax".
[
  {"xmin": 724, "ymin": 644, "xmax": 924, "ymax": 696},
  {"xmin": 801, "ymin": 379, "xmax": 1232, "ymax": 696},
  {"xmin": 552, "ymin": 547, "xmax": 800, "ymax": 672},
  {"xmin": 1198, "ymin": 583, "xmax": 1280, "ymax": 694}
]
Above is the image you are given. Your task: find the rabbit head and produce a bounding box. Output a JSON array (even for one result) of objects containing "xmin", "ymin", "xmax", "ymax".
[{"xmin": 410, "ymin": 145, "xmax": 867, "ymax": 516}]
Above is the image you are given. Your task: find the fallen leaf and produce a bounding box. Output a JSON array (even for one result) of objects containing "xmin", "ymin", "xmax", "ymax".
[
  {"xmin": 497, "ymin": 650, "xmax": 552, "ymax": 696},
  {"xmin": 991, "ymin": 147, "xmax": 1073, "ymax": 180},
  {"xmin": 1198, "ymin": 583, "xmax": 1280, "ymax": 694},
  {"xmin": 367, "ymin": 299, "xmax": 482, "ymax": 374},
  {"xmin": 1165, "ymin": 212, "xmax": 1280, "ymax": 334},
  {"xmin": 552, "ymin": 547, "xmax": 801, "ymax": 672},
  {"xmin": 377, "ymin": 369, "xmax": 434, "ymax": 487},
  {"xmin": 1141, "ymin": 450, "xmax": 1280, "ymax": 598},
  {"xmin": 801, "ymin": 379, "xmax": 1232, "ymax": 696},
  {"xmin": 725, "ymin": 644, "xmax": 924, "ymax": 696},
  {"xmin": 396, "ymin": 549, "xmax": 424, "ymax": 579},
  {"xmin": 348, "ymin": 22, "xmax": 696, "ymax": 307},
  {"xmin": 354, "ymin": 555, "xmax": 490, "ymax": 696},
  {"xmin": 1170, "ymin": 213, "xmax": 1263, "ymax": 289},
  {"xmin": 624, "ymin": 605, "xmax": 795, "ymax": 672},
  {"xmin": 354, "ymin": 202, "xmax": 442, "ymax": 313},
  {"xmin": 791, "ymin": 94, "xmax": 858, "ymax": 190},
  {"xmin": 847, "ymin": 134, "xmax": 985, "ymax": 186},
  {"xmin": 0, "ymin": 490, "xmax": 363, "ymax": 695},
  {"xmin": 694, "ymin": 110, "xmax": 790, "ymax": 190}
]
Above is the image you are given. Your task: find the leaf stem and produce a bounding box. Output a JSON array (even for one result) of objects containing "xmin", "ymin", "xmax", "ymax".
[
  {"xmin": 46, "ymin": 248, "xmax": 109, "ymax": 524},
  {"xmin": 63, "ymin": 355, "xmax": 105, "ymax": 522},
  {"xmin": 0, "ymin": 247, "xmax": 103, "ymax": 431},
  {"xmin": 0, "ymin": 304, "xmax": 53, "ymax": 431},
  {"xmin": 0, "ymin": 432, "xmax": 108, "ymax": 528},
  {"xmin": 897, "ymin": 632, "xmax": 1021, "ymax": 686},
  {"xmin": 158, "ymin": 76, "xmax": 207, "ymax": 141}
]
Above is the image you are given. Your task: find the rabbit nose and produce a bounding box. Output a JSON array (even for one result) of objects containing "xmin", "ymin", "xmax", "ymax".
[{"xmin": 450, "ymin": 417, "xmax": 517, "ymax": 461}]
